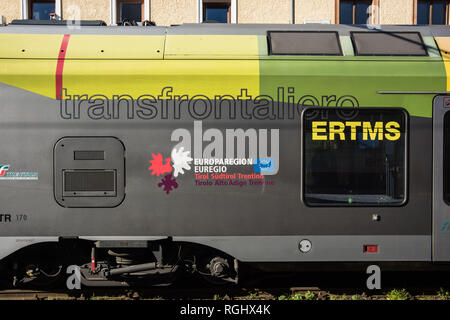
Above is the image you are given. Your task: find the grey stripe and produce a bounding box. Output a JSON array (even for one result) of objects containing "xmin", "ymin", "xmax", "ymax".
[
  {"xmin": 173, "ymin": 235, "xmax": 431, "ymax": 262},
  {"xmin": 0, "ymin": 24, "xmax": 448, "ymax": 37},
  {"xmin": 0, "ymin": 236, "xmax": 430, "ymax": 262}
]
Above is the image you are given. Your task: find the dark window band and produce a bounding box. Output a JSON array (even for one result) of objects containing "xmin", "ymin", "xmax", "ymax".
[
  {"xmin": 351, "ymin": 31, "xmax": 428, "ymax": 56},
  {"xmin": 268, "ymin": 31, "xmax": 343, "ymax": 56}
]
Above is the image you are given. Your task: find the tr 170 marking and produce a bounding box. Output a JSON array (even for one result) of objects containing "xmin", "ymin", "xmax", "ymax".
[{"xmin": 16, "ymin": 214, "xmax": 27, "ymax": 221}]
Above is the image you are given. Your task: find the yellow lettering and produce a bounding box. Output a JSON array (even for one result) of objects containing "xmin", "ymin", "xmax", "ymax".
[
  {"xmin": 345, "ymin": 121, "xmax": 361, "ymax": 140},
  {"xmin": 329, "ymin": 122, "xmax": 346, "ymax": 140},
  {"xmin": 311, "ymin": 120, "xmax": 401, "ymax": 141},
  {"xmin": 312, "ymin": 122, "xmax": 327, "ymax": 140},
  {"xmin": 385, "ymin": 121, "xmax": 401, "ymax": 140},
  {"xmin": 363, "ymin": 122, "xmax": 383, "ymax": 140}
]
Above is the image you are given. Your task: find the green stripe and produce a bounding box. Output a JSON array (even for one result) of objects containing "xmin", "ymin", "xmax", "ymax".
[{"xmin": 258, "ymin": 39, "xmax": 446, "ymax": 118}]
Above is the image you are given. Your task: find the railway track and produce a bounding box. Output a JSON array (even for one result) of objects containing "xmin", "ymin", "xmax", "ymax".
[
  {"xmin": 0, "ymin": 288, "xmax": 317, "ymax": 301},
  {"xmin": 0, "ymin": 286, "xmax": 444, "ymax": 300},
  {"xmin": 1, "ymin": 270, "xmax": 450, "ymax": 300}
]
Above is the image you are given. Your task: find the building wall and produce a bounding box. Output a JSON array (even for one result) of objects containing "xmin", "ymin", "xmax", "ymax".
[
  {"xmin": 380, "ymin": 0, "xmax": 414, "ymax": 24},
  {"xmin": 0, "ymin": 0, "xmax": 436, "ymax": 26},
  {"xmin": 238, "ymin": 0, "xmax": 291, "ymax": 24},
  {"xmin": 295, "ymin": 0, "xmax": 335, "ymax": 24},
  {"xmin": 62, "ymin": 0, "xmax": 111, "ymax": 24},
  {"xmin": 0, "ymin": 0, "xmax": 21, "ymax": 24},
  {"xmin": 151, "ymin": 0, "xmax": 197, "ymax": 26}
]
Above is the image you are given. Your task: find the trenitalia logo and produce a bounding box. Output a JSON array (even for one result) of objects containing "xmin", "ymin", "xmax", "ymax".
[
  {"xmin": 0, "ymin": 165, "xmax": 9, "ymax": 177},
  {"xmin": 0, "ymin": 165, "xmax": 38, "ymax": 180}
]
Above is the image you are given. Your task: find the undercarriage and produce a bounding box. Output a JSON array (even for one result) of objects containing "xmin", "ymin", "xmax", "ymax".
[{"xmin": 0, "ymin": 239, "xmax": 239, "ymax": 288}]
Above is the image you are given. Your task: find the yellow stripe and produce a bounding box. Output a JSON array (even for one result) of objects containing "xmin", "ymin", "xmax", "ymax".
[
  {"xmin": 0, "ymin": 34, "xmax": 261, "ymax": 99},
  {"xmin": 0, "ymin": 59, "xmax": 58, "ymax": 98},
  {"xmin": 0, "ymin": 34, "xmax": 62, "ymax": 98},
  {"xmin": 164, "ymin": 35, "xmax": 260, "ymax": 59},
  {"xmin": 63, "ymin": 35, "xmax": 261, "ymax": 97},
  {"xmin": 0, "ymin": 34, "xmax": 62, "ymax": 59},
  {"xmin": 63, "ymin": 60, "xmax": 260, "ymax": 98},
  {"xmin": 435, "ymin": 37, "xmax": 450, "ymax": 91},
  {"xmin": 65, "ymin": 35, "xmax": 165, "ymax": 60}
]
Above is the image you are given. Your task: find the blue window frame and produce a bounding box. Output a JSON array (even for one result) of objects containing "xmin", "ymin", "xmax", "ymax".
[
  {"xmin": 30, "ymin": 0, "xmax": 55, "ymax": 20},
  {"xmin": 417, "ymin": 0, "xmax": 448, "ymax": 25},
  {"xmin": 339, "ymin": 0, "xmax": 372, "ymax": 24},
  {"xmin": 119, "ymin": 2, "xmax": 142, "ymax": 22},
  {"xmin": 203, "ymin": 2, "xmax": 229, "ymax": 23}
]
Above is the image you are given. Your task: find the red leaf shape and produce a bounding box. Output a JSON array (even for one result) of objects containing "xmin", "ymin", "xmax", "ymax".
[{"xmin": 148, "ymin": 153, "xmax": 172, "ymax": 176}]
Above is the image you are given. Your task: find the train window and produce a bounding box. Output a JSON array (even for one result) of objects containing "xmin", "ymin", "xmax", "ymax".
[
  {"xmin": 351, "ymin": 32, "xmax": 428, "ymax": 56},
  {"xmin": 268, "ymin": 31, "xmax": 343, "ymax": 56},
  {"xmin": 303, "ymin": 108, "xmax": 407, "ymax": 206},
  {"xmin": 443, "ymin": 112, "xmax": 450, "ymax": 204}
]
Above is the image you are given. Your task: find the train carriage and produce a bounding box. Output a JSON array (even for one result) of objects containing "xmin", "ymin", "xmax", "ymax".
[{"xmin": 0, "ymin": 22, "xmax": 449, "ymax": 286}]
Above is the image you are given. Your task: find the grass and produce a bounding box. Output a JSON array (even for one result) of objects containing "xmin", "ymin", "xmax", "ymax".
[
  {"xmin": 277, "ymin": 289, "xmax": 424, "ymax": 301},
  {"xmin": 33, "ymin": 287, "xmax": 450, "ymax": 301},
  {"xmin": 290, "ymin": 293, "xmax": 305, "ymax": 300},
  {"xmin": 304, "ymin": 291, "xmax": 316, "ymax": 300},
  {"xmin": 437, "ymin": 288, "xmax": 450, "ymax": 300},
  {"xmin": 278, "ymin": 291, "xmax": 317, "ymax": 300},
  {"xmin": 329, "ymin": 294, "xmax": 342, "ymax": 300},
  {"xmin": 386, "ymin": 289, "xmax": 410, "ymax": 300},
  {"xmin": 417, "ymin": 296, "xmax": 434, "ymax": 300}
]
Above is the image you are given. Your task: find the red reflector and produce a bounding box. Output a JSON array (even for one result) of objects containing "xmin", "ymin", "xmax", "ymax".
[{"xmin": 363, "ymin": 245, "xmax": 378, "ymax": 253}]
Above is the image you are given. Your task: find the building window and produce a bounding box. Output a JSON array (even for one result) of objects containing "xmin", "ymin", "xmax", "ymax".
[
  {"xmin": 338, "ymin": 0, "xmax": 373, "ymax": 24},
  {"xmin": 29, "ymin": 0, "xmax": 55, "ymax": 20},
  {"xmin": 303, "ymin": 108, "xmax": 407, "ymax": 206},
  {"xmin": 203, "ymin": 1, "xmax": 230, "ymax": 23},
  {"xmin": 417, "ymin": 0, "xmax": 449, "ymax": 25},
  {"xmin": 117, "ymin": 0, "xmax": 144, "ymax": 22}
]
